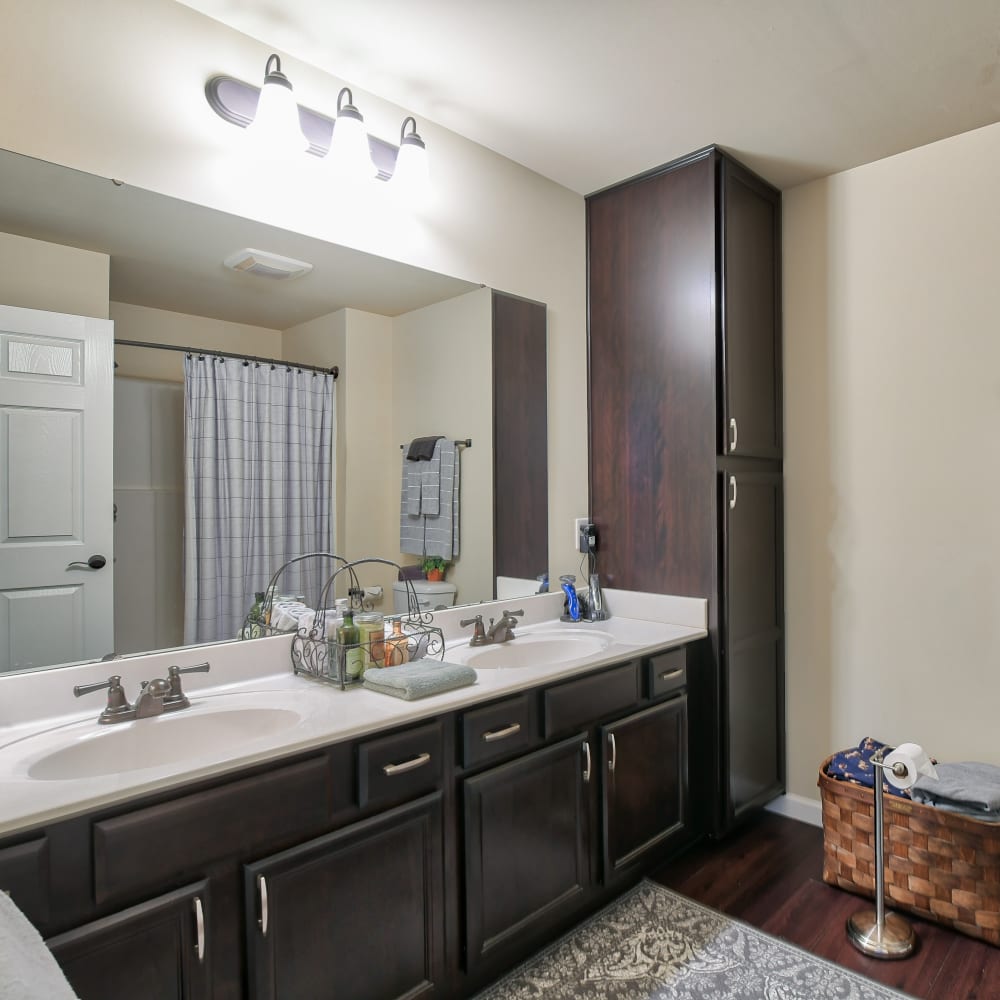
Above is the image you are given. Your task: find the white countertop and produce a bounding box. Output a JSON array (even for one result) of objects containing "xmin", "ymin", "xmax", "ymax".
[{"xmin": 0, "ymin": 590, "xmax": 707, "ymax": 838}]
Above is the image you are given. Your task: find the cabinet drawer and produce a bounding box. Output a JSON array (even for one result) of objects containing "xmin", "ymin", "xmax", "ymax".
[
  {"xmin": 93, "ymin": 755, "xmax": 333, "ymax": 906},
  {"xmin": 0, "ymin": 836, "xmax": 50, "ymax": 928},
  {"xmin": 358, "ymin": 720, "xmax": 443, "ymax": 808},
  {"xmin": 543, "ymin": 662, "xmax": 640, "ymax": 738},
  {"xmin": 461, "ymin": 694, "xmax": 534, "ymax": 769},
  {"xmin": 647, "ymin": 648, "xmax": 687, "ymax": 699}
]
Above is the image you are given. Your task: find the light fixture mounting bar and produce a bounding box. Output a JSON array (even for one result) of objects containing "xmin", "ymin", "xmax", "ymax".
[{"xmin": 205, "ymin": 75, "xmax": 398, "ymax": 180}]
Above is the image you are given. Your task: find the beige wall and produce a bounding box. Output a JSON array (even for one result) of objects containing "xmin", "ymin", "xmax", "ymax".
[
  {"xmin": 783, "ymin": 120, "xmax": 1000, "ymax": 800},
  {"xmin": 391, "ymin": 288, "xmax": 493, "ymax": 605},
  {"xmin": 111, "ymin": 301, "xmax": 283, "ymax": 381},
  {"xmin": 3, "ymin": 0, "xmax": 587, "ymax": 588},
  {"xmin": 0, "ymin": 232, "xmax": 109, "ymax": 317}
]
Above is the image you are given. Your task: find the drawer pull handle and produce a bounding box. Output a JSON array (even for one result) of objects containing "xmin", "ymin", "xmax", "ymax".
[
  {"xmin": 729, "ymin": 417, "xmax": 738, "ymax": 452},
  {"xmin": 258, "ymin": 874, "xmax": 269, "ymax": 936},
  {"xmin": 383, "ymin": 752, "xmax": 431, "ymax": 776},
  {"xmin": 608, "ymin": 732, "xmax": 617, "ymax": 773},
  {"xmin": 582, "ymin": 740, "xmax": 592, "ymax": 783},
  {"xmin": 659, "ymin": 668, "xmax": 684, "ymax": 682},
  {"xmin": 483, "ymin": 723, "xmax": 521, "ymax": 743},
  {"xmin": 193, "ymin": 896, "xmax": 205, "ymax": 962},
  {"xmin": 729, "ymin": 475, "xmax": 738, "ymax": 510}
]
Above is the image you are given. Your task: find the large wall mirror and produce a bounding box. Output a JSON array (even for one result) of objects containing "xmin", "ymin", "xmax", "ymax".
[{"xmin": 0, "ymin": 148, "xmax": 548, "ymax": 677}]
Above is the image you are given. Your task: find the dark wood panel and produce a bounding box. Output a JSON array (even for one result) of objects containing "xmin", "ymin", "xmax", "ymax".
[
  {"xmin": 357, "ymin": 720, "xmax": 443, "ymax": 808},
  {"xmin": 245, "ymin": 793, "xmax": 444, "ymax": 1000},
  {"xmin": 93, "ymin": 755, "xmax": 333, "ymax": 907},
  {"xmin": 542, "ymin": 661, "xmax": 639, "ymax": 738},
  {"xmin": 587, "ymin": 152, "xmax": 718, "ymax": 596},
  {"xmin": 492, "ymin": 291, "xmax": 548, "ymax": 587},
  {"xmin": 47, "ymin": 881, "xmax": 211, "ymax": 1000},
  {"xmin": 602, "ymin": 696, "xmax": 688, "ymax": 878},
  {"xmin": 463, "ymin": 734, "xmax": 592, "ymax": 968},
  {"xmin": 721, "ymin": 159, "xmax": 782, "ymax": 460},
  {"xmin": 460, "ymin": 693, "xmax": 535, "ymax": 770},
  {"xmin": 0, "ymin": 835, "xmax": 49, "ymax": 927}
]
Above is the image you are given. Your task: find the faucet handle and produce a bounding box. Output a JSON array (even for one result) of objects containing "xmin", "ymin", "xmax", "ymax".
[
  {"xmin": 460, "ymin": 615, "xmax": 486, "ymax": 644},
  {"xmin": 74, "ymin": 675, "xmax": 132, "ymax": 723},
  {"xmin": 165, "ymin": 662, "xmax": 210, "ymax": 708},
  {"xmin": 500, "ymin": 608, "xmax": 525, "ymax": 619}
]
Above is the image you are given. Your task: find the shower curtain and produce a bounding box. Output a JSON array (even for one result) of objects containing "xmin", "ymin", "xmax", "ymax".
[{"xmin": 183, "ymin": 356, "xmax": 335, "ymax": 644}]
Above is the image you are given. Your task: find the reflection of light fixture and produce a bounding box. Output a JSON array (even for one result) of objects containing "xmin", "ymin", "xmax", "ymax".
[
  {"xmin": 328, "ymin": 88, "xmax": 377, "ymax": 182},
  {"xmin": 223, "ymin": 248, "xmax": 313, "ymax": 280},
  {"xmin": 244, "ymin": 54, "xmax": 309, "ymax": 153},
  {"xmin": 205, "ymin": 61, "xmax": 429, "ymax": 193},
  {"xmin": 391, "ymin": 116, "xmax": 429, "ymax": 198}
]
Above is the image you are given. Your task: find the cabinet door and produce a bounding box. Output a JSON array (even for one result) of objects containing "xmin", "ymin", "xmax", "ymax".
[
  {"xmin": 463, "ymin": 733, "xmax": 592, "ymax": 970},
  {"xmin": 245, "ymin": 793, "xmax": 444, "ymax": 1000},
  {"xmin": 46, "ymin": 881, "xmax": 210, "ymax": 1000},
  {"xmin": 720, "ymin": 158, "xmax": 782, "ymax": 460},
  {"xmin": 601, "ymin": 696, "xmax": 688, "ymax": 879},
  {"xmin": 721, "ymin": 469, "xmax": 784, "ymax": 821}
]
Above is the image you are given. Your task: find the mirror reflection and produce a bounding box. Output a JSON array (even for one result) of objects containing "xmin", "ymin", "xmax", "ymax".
[{"xmin": 0, "ymin": 149, "xmax": 548, "ymax": 676}]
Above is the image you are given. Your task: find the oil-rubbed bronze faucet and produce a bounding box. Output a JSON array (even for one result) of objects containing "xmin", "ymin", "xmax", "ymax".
[
  {"xmin": 485, "ymin": 608, "xmax": 525, "ymax": 644},
  {"xmin": 74, "ymin": 663, "xmax": 211, "ymax": 724}
]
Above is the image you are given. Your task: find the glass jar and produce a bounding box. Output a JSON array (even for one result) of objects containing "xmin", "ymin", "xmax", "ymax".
[
  {"xmin": 383, "ymin": 618, "xmax": 410, "ymax": 667},
  {"xmin": 355, "ymin": 612, "xmax": 385, "ymax": 670}
]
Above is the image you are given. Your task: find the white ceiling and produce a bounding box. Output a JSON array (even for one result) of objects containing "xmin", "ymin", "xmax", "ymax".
[{"xmin": 178, "ymin": 0, "xmax": 1000, "ymax": 194}]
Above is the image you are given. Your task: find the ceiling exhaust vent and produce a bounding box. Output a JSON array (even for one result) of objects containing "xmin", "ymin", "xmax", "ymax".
[{"xmin": 223, "ymin": 248, "xmax": 313, "ymax": 280}]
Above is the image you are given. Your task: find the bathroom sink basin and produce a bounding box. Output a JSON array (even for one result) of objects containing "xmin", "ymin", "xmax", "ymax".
[
  {"xmin": 23, "ymin": 703, "xmax": 305, "ymax": 781},
  {"xmin": 448, "ymin": 629, "xmax": 614, "ymax": 669}
]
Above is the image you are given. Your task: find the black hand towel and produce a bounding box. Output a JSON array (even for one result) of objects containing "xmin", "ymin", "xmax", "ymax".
[{"xmin": 406, "ymin": 435, "xmax": 444, "ymax": 461}]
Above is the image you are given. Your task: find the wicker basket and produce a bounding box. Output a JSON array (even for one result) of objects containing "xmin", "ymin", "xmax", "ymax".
[{"xmin": 819, "ymin": 755, "xmax": 1000, "ymax": 946}]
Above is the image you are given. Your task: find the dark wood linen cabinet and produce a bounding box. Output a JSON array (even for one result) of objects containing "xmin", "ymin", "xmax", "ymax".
[{"xmin": 587, "ymin": 145, "xmax": 784, "ymax": 838}]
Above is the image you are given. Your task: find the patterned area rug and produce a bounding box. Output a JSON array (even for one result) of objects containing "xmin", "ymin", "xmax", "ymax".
[{"xmin": 474, "ymin": 880, "xmax": 913, "ymax": 999}]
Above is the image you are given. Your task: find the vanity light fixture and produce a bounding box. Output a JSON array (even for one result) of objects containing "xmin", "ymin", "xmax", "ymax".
[
  {"xmin": 244, "ymin": 54, "xmax": 309, "ymax": 153},
  {"xmin": 205, "ymin": 57, "xmax": 428, "ymax": 188},
  {"xmin": 390, "ymin": 116, "xmax": 429, "ymax": 197},
  {"xmin": 328, "ymin": 87, "xmax": 378, "ymax": 181}
]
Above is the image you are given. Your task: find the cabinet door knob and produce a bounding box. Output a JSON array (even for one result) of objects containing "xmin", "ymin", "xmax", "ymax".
[
  {"xmin": 729, "ymin": 417, "xmax": 738, "ymax": 453},
  {"xmin": 729, "ymin": 475, "xmax": 738, "ymax": 510},
  {"xmin": 582, "ymin": 740, "xmax": 592, "ymax": 783},
  {"xmin": 257, "ymin": 874, "xmax": 269, "ymax": 936},
  {"xmin": 193, "ymin": 896, "xmax": 205, "ymax": 962},
  {"xmin": 608, "ymin": 732, "xmax": 617, "ymax": 774}
]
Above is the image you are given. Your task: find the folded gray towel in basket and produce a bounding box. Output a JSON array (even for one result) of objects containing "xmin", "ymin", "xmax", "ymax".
[
  {"xmin": 363, "ymin": 660, "xmax": 476, "ymax": 700},
  {"xmin": 912, "ymin": 762, "xmax": 1000, "ymax": 818}
]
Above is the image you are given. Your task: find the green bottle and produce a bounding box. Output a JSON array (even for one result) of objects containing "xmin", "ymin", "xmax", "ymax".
[
  {"xmin": 243, "ymin": 591, "xmax": 266, "ymax": 638},
  {"xmin": 337, "ymin": 611, "xmax": 364, "ymax": 679}
]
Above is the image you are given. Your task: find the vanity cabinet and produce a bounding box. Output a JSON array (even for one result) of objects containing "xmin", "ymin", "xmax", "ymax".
[
  {"xmin": 600, "ymin": 695, "xmax": 688, "ymax": 880},
  {"xmin": 245, "ymin": 793, "xmax": 445, "ymax": 1000},
  {"xmin": 46, "ymin": 881, "xmax": 211, "ymax": 1000},
  {"xmin": 587, "ymin": 144, "xmax": 783, "ymax": 838},
  {"xmin": 462, "ymin": 733, "xmax": 593, "ymax": 970}
]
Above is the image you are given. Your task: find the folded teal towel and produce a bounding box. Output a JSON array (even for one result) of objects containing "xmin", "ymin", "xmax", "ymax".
[{"xmin": 362, "ymin": 659, "xmax": 476, "ymax": 700}]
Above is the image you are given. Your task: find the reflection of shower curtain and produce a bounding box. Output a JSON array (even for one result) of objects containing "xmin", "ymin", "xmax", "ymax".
[{"xmin": 183, "ymin": 356, "xmax": 335, "ymax": 644}]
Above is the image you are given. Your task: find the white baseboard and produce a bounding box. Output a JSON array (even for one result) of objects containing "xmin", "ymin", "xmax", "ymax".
[{"xmin": 765, "ymin": 793, "xmax": 823, "ymax": 828}]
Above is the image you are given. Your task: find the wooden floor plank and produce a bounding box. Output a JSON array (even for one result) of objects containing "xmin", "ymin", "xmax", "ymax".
[{"xmin": 649, "ymin": 811, "xmax": 1000, "ymax": 1000}]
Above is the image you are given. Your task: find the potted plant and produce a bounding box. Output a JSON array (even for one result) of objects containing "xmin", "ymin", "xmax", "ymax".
[{"xmin": 422, "ymin": 556, "xmax": 449, "ymax": 582}]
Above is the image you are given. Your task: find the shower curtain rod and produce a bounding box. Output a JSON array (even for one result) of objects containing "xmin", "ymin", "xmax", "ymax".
[{"xmin": 114, "ymin": 338, "xmax": 339, "ymax": 378}]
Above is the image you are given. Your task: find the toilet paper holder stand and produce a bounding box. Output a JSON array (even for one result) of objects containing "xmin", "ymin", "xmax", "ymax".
[{"xmin": 846, "ymin": 746, "xmax": 919, "ymax": 959}]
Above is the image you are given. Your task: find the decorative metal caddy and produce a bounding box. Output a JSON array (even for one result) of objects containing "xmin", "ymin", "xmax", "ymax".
[
  {"xmin": 290, "ymin": 557, "xmax": 445, "ymax": 690},
  {"xmin": 240, "ymin": 552, "xmax": 348, "ymax": 640}
]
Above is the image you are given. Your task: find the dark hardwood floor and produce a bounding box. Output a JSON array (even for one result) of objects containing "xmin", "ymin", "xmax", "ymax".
[{"xmin": 649, "ymin": 812, "xmax": 1000, "ymax": 999}]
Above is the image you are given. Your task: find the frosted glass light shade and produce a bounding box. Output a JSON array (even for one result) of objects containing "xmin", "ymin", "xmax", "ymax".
[
  {"xmin": 245, "ymin": 56, "xmax": 309, "ymax": 155},
  {"xmin": 328, "ymin": 88, "xmax": 377, "ymax": 183},
  {"xmin": 392, "ymin": 138, "xmax": 429, "ymax": 198}
]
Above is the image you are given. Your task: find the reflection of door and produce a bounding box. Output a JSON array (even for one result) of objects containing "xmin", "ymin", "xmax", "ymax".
[{"xmin": 0, "ymin": 304, "xmax": 114, "ymax": 672}]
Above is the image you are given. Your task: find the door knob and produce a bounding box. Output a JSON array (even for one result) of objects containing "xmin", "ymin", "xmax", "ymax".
[{"xmin": 67, "ymin": 554, "xmax": 107, "ymax": 570}]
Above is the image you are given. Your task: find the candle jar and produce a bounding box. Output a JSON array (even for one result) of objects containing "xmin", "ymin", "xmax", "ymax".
[{"xmin": 355, "ymin": 612, "xmax": 385, "ymax": 670}]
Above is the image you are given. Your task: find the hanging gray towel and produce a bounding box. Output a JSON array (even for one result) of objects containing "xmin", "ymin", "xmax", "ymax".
[
  {"xmin": 406, "ymin": 435, "xmax": 443, "ymax": 461},
  {"xmin": 0, "ymin": 892, "xmax": 80, "ymax": 999},
  {"xmin": 399, "ymin": 440, "xmax": 460, "ymax": 558}
]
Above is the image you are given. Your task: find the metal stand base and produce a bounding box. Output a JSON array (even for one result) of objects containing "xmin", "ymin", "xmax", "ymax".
[{"xmin": 846, "ymin": 909, "xmax": 916, "ymax": 959}]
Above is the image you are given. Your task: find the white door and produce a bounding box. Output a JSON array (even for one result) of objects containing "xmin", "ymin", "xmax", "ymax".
[{"xmin": 0, "ymin": 304, "xmax": 114, "ymax": 672}]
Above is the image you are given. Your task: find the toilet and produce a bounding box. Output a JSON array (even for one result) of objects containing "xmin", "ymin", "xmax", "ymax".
[{"xmin": 392, "ymin": 579, "xmax": 458, "ymax": 615}]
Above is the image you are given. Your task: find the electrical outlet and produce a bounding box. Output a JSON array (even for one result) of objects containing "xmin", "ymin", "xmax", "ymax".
[
  {"xmin": 575, "ymin": 518, "xmax": 596, "ymax": 554},
  {"xmin": 573, "ymin": 517, "xmax": 589, "ymax": 552}
]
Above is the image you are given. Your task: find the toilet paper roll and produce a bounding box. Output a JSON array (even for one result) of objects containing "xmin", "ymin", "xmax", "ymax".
[{"xmin": 883, "ymin": 742, "xmax": 938, "ymax": 789}]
